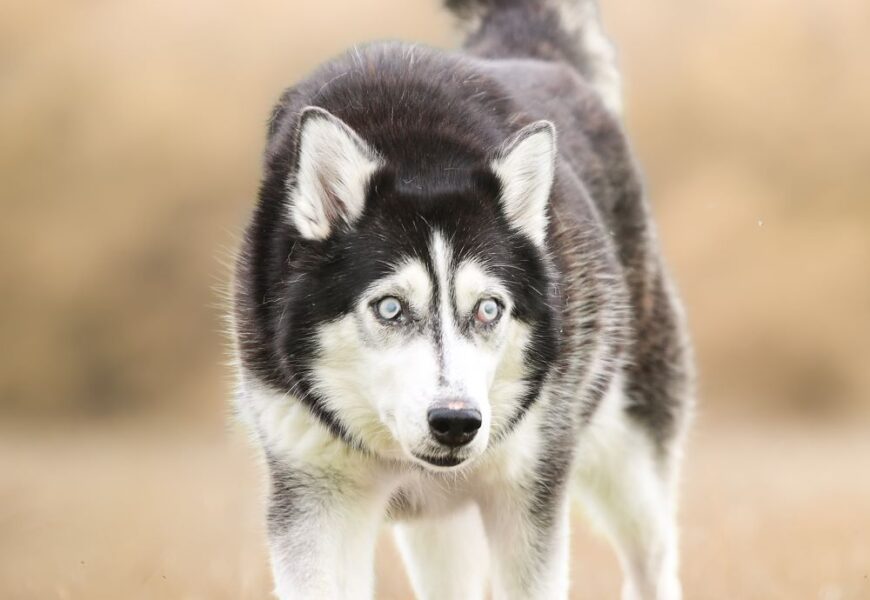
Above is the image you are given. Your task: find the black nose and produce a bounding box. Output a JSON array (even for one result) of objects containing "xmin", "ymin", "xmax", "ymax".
[{"xmin": 427, "ymin": 407, "xmax": 482, "ymax": 448}]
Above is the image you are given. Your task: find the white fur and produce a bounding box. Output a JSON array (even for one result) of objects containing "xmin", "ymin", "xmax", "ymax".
[
  {"xmin": 238, "ymin": 381, "xmax": 392, "ymax": 600},
  {"xmin": 462, "ymin": 392, "xmax": 571, "ymax": 599},
  {"xmin": 573, "ymin": 375, "xmax": 682, "ymax": 600},
  {"xmin": 491, "ymin": 121, "xmax": 556, "ymax": 248},
  {"xmin": 393, "ymin": 502, "xmax": 489, "ymax": 600},
  {"xmin": 288, "ymin": 106, "xmax": 381, "ymax": 240},
  {"xmin": 310, "ymin": 259, "xmax": 440, "ymax": 461},
  {"xmin": 269, "ymin": 486, "xmax": 387, "ymax": 600}
]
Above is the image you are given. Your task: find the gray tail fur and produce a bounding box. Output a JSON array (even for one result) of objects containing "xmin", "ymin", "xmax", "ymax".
[{"xmin": 443, "ymin": 0, "xmax": 623, "ymax": 114}]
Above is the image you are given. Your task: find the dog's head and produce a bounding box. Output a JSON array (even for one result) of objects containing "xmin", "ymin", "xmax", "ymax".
[{"xmin": 243, "ymin": 106, "xmax": 560, "ymax": 470}]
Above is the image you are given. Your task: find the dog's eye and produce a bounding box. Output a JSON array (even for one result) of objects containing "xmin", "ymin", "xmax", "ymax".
[
  {"xmin": 475, "ymin": 298, "xmax": 501, "ymax": 324},
  {"xmin": 375, "ymin": 296, "xmax": 403, "ymax": 321}
]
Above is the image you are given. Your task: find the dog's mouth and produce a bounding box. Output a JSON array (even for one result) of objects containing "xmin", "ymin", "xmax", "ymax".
[{"xmin": 411, "ymin": 451, "xmax": 465, "ymax": 468}]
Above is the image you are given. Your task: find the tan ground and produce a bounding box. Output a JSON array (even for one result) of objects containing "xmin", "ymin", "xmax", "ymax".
[{"xmin": 2, "ymin": 417, "xmax": 868, "ymax": 599}]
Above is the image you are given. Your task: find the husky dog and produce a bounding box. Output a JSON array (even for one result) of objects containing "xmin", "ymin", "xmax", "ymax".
[{"xmin": 231, "ymin": 0, "xmax": 693, "ymax": 598}]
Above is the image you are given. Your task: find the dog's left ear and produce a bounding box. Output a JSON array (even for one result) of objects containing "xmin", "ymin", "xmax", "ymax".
[
  {"xmin": 287, "ymin": 106, "xmax": 381, "ymax": 240},
  {"xmin": 490, "ymin": 121, "xmax": 556, "ymax": 248}
]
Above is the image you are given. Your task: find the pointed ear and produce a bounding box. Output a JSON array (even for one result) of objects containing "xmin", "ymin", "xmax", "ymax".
[
  {"xmin": 490, "ymin": 121, "xmax": 556, "ymax": 248},
  {"xmin": 287, "ymin": 106, "xmax": 381, "ymax": 240}
]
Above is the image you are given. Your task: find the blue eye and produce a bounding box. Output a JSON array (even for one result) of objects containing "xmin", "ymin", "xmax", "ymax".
[
  {"xmin": 376, "ymin": 296, "xmax": 403, "ymax": 321},
  {"xmin": 476, "ymin": 298, "xmax": 501, "ymax": 324}
]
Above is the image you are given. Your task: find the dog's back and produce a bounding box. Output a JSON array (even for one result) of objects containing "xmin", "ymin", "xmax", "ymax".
[
  {"xmin": 447, "ymin": 0, "xmax": 623, "ymax": 113},
  {"xmin": 448, "ymin": 0, "xmax": 694, "ymax": 446}
]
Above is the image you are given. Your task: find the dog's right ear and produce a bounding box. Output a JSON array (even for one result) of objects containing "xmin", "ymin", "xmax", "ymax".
[
  {"xmin": 490, "ymin": 121, "xmax": 556, "ymax": 249},
  {"xmin": 287, "ymin": 106, "xmax": 381, "ymax": 241}
]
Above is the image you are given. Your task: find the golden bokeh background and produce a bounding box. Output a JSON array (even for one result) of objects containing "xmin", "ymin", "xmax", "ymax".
[{"xmin": 1, "ymin": 0, "xmax": 868, "ymax": 598}]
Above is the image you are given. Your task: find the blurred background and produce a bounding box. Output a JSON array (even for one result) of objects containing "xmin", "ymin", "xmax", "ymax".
[{"xmin": 1, "ymin": 0, "xmax": 868, "ymax": 598}]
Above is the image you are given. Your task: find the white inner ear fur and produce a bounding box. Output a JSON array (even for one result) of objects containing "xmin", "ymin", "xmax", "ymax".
[
  {"xmin": 490, "ymin": 121, "xmax": 556, "ymax": 248},
  {"xmin": 288, "ymin": 106, "xmax": 381, "ymax": 240}
]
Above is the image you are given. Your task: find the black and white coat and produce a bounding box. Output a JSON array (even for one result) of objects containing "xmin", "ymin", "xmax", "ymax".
[{"xmin": 231, "ymin": 1, "xmax": 693, "ymax": 598}]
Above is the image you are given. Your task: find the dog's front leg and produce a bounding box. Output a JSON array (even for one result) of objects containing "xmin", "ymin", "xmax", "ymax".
[
  {"xmin": 265, "ymin": 458, "xmax": 387, "ymax": 600},
  {"xmin": 479, "ymin": 482, "xmax": 572, "ymax": 600}
]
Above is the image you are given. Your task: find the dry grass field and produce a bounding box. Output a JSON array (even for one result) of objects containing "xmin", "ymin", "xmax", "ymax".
[
  {"xmin": 2, "ymin": 416, "xmax": 869, "ymax": 599},
  {"xmin": 2, "ymin": 0, "xmax": 869, "ymax": 597}
]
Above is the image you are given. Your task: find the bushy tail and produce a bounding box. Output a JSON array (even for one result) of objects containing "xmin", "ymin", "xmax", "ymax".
[{"xmin": 443, "ymin": 0, "xmax": 623, "ymax": 115}]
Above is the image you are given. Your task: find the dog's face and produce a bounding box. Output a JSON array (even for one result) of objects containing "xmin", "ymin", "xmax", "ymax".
[
  {"xmin": 311, "ymin": 234, "xmax": 527, "ymax": 469},
  {"xmin": 267, "ymin": 107, "xmax": 559, "ymax": 470}
]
